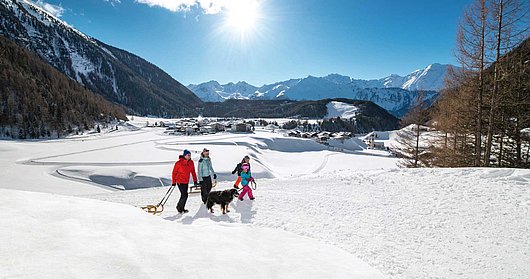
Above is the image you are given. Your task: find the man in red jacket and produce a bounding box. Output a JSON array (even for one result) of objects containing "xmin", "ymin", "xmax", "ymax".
[{"xmin": 172, "ymin": 149, "xmax": 198, "ymax": 213}]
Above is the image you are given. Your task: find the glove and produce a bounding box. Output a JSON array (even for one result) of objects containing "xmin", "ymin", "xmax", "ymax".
[
  {"xmin": 171, "ymin": 183, "xmax": 176, "ymax": 186},
  {"xmin": 249, "ymin": 177, "xmax": 254, "ymax": 182},
  {"xmin": 194, "ymin": 182, "xmax": 199, "ymax": 187},
  {"xmin": 213, "ymin": 174, "xmax": 217, "ymax": 179},
  {"xmin": 231, "ymin": 170, "xmax": 236, "ymax": 174}
]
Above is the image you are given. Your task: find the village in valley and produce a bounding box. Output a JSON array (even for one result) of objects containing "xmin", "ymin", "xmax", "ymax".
[{"xmin": 141, "ymin": 116, "xmax": 391, "ymax": 151}]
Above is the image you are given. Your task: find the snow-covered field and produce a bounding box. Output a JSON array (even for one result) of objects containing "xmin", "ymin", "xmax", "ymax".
[{"xmin": 1, "ymin": 118, "xmax": 529, "ymax": 279}]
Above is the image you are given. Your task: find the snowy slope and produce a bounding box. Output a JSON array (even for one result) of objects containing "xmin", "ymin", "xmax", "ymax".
[
  {"xmin": 326, "ymin": 101, "xmax": 360, "ymax": 119},
  {"xmin": 1, "ymin": 118, "xmax": 529, "ymax": 279},
  {"xmin": 399, "ymin": 63, "xmax": 450, "ymax": 91},
  {"xmin": 352, "ymin": 87, "xmax": 439, "ymax": 118},
  {"xmin": 85, "ymin": 167, "xmax": 530, "ymax": 279},
  {"xmin": 0, "ymin": 188, "xmax": 384, "ymax": 279},
  {"xmin": 186, "ymin": 80, "xmax": 226, "ymax": 102}
]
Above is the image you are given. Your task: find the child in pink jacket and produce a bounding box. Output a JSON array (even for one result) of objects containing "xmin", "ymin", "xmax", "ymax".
[{"xmin": 238, "ymin": 163, "xmax": 255, "ymax": 201}]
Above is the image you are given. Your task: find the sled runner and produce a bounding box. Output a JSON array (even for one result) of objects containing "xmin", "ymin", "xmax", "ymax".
[
  {"xmin": 141, "ymin": 184, "xmax": 176, "ymax": 214},
  {"xmin": 189, "ymin": 179, "xmax": 218, "ymax": 193}
]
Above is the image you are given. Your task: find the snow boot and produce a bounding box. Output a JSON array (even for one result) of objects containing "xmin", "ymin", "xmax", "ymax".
[{"xmin": 177, "ymin": 208, "xmax": 189, "ymax": 214}]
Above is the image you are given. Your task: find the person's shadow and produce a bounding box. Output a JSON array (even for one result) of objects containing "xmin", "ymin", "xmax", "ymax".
[
  {"xmin": 233, "ymin": 200, "xmax": 257, "ymax": 224},
  {"xmin": 163, "ymin": 211, "xmax": 185, "ymax": 222},
  {"xmin": 164, "ymin": 203, "xmax": 237, "ymax": 224}
]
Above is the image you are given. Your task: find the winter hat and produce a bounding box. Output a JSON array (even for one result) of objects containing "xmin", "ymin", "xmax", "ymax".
[
  {"xmin": 183, "ymin": 149, "xmax": 191, "ymax": 156},
  {"xmin": 241, "ymin": 163, "xmax": 250, "ymax": 170}
]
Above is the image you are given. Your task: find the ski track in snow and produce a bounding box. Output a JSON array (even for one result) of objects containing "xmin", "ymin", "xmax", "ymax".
[
  {"xmin": 312, "ymin": 152, "xmax": 338, "ymax": 174},
  {"xmin": 85, "ymin": 168, "xmax": 530, "ymax": 279},
  {"xmin": 19, "ymin": 132, "xmax": 301, "ymax": 184}
]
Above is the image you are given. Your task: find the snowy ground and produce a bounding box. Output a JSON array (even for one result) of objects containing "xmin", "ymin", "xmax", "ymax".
[
  {"xmin": 1, "ymin": 188, "xmax": 383, "ymax": 279},
  {"xmin": 1, "ymin": 119, "xmax": 529, "ymax": 278}
]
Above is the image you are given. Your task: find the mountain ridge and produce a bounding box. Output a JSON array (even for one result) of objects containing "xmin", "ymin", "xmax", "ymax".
[
  {"xmin": 0, "ymin": 0, "xmax": 203, "ymax": 117},
  {"xmin": 188, "ymin": 63, "xmax": 453, "ymax": 117}
]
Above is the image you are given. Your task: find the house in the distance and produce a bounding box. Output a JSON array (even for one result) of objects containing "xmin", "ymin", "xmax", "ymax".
[
  {"xmin": 364, "ymin": 132, "xmax": 386, "ymax": 149},
  {"xmin": 210, "ymin": 122, "xmax": 226, "ymax": 132},
  {"xmin": 232, "ymin": 123, "xmax": 253, "ymax": 133}
]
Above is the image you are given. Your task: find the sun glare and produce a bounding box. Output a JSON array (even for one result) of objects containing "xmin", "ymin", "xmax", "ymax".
[
  {"xmin": 225, "ymin": 0, "xmax": 260, "ymax": 35},
  {"xmin": 212, "ymin": 0, "xmax": 271, "ymax": 52}
]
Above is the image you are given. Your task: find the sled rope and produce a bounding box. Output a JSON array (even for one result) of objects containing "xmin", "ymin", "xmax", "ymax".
[{"xmin": 237, "ymin": 180, "xmax": 257, "ymax": 191}]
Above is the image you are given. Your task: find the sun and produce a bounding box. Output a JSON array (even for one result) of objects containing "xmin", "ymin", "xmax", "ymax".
[
  {"xmin": 213, "ymin": 0, "xmax": 270, "ymax": 49},
  {"xmin": 224, "ymin": 0, "xmax": 261, "ymax": 35}
]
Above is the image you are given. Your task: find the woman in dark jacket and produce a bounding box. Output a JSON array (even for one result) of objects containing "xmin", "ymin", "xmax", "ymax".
[{"xmin": 172, "ymin": 149, "xmax": 198, "ymax": 213}]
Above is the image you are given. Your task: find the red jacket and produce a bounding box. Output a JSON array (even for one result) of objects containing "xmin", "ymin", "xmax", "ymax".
[{"xmin": 172, "ymin": 156, "xmax": 198, "ymax": 185}]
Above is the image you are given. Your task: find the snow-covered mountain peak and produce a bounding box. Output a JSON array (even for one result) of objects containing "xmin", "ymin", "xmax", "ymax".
[
  {"xmin": 17, "ymin": 0, "xmax": 96, "ymax": 44},
  {"xmin": 188, "ymin": 80, "xmax": 259, "ymax": 102},
  {"xmin": 203, "ymin": 80, "xmax": 221, "ymax": 86},
  {"xmin": 235, "ymin": 81, "xmax": 251, "ymax": 86},
  {"xmin": 400, "ymin": 63, "xmax": 452, "ymax": 91},
  {"xmin": 324, "ymin": 73, "xmax": 352, "ymax": 85}
]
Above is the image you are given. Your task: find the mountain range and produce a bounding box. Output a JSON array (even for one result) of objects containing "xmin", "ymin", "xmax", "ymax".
[
  {"xmin": 188, "ymin": 63, "xmax": 456, "ymax": 117},
  {"xmin": 0, "ymin": 0, "xmax": 202, "ymax": 117}
]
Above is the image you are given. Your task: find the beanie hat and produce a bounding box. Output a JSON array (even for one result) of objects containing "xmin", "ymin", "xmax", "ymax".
[
  {"xmin": 183, "ymin": 149, "xmax": 191, "ymax": 156},
  {"xmin": 241, "ymin": 163, "xmax": 250, "ymax": 170}
]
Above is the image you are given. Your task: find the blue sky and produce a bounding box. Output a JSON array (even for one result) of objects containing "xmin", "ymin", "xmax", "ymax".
[{"xmin": 36, "ymin": 0, "xmax": 472, "ymax": 86}]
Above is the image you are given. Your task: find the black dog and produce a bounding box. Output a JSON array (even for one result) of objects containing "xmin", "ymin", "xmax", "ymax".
[{"xmin": 206, "ymin": 189, "xmax": 239, "ymax": 214}]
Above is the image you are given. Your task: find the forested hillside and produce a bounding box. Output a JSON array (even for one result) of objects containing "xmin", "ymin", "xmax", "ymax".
[{"xmin": 0, "ymin": 35, "xmax": 127, "ymax": 138}]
